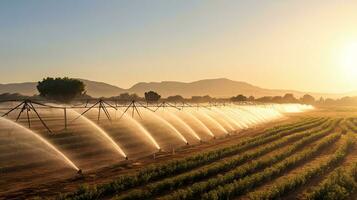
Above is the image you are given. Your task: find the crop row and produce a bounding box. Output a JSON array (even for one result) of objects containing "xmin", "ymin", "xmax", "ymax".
[
  {"xmin": 304, "ymin": 143, "xmax": 357, "ymax": 199},
  {"xmin": 305, "ymin": 166, "xmax": 357, "ymax": 200},
  {"xmin": 157, "ymin": 120, "xmax": 336, "ymax": 200},
  {"xmin": 109, "ymin": 118, "xmax": 327, "ymax": 196},
  {"xmin": 241, "ymin": 117, "xmax": 323, "ymax": 143},
  {"xmin": 60, "ymin": 118, "xmax": 326, "ymax": 200},
  {"xmin": 198, "ymin": 132, "xmax": 341, "ymax": 200},
  {"xmin": 248, "ymin": 133, "xmax": 355, "ymax": 200},
  {"xmin": 338, "ymin": 119, "xmax": 350, "ymax": 134},
  {"xmin": 345, "ymin": 118, "xmax": 357, "ymax": 133},
  {"xmin": 115, "ymin": 120, "xmax": 334, "ymax": 200}
]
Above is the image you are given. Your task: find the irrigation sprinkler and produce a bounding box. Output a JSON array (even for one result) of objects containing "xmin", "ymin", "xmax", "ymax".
[
  {"xmin": 0, "ymin": 98, "xmax": 255, "ymax": 133},
  {"xmin": 117, "ymin": 100, "xmax": 155, "ymax": 120},
  {"xmin": 171, "ymin": 145, "xmax": 175, "ymax": 155},
  {"xmin": 0, "ymin": 99, "xmax": 228, "ymax": 130},
  {"xmin": 180, "ymin": 102, "xmax": 196, "ymax": 110},
  {"xmin": 71, "ymin": 99, "xmax": 116, "ymax": 124},
  {"xmin": 118, "ymin": 100, "xmax": 141, "ymax": 120},
  {"xmin": 153, "ymin": 101, "xmax": 181, "ymax": 112},
  {"xmin": 85, "ymin": 100, "xmax": 89, "ymax": 108},
  {"xmin": 76, "ymin": 169, "xmax": 85, "ymax": 178},
  {"xmin": 64, "ymin": 108, "xmax": 67, "ymax": 130},
  {"xmin": 1, "ymin": 100, "xmax": 53, "ymax": 134}
]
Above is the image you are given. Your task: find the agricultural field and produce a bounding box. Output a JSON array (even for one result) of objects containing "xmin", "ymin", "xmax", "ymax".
[
  {"xmin": 2, "ymin": 106, "xmax": 357, "ymax": 200},
  {"xmin": 3, "ymin": 1, "xmax": 357, "ymax": 199}
]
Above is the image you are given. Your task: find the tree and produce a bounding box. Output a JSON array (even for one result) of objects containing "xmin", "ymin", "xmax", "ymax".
[
  {"xmin": 272, "ymin": 96, "xmax": 283, "ymax": 103},
  {"xmin": 115, "ymin": 93, "xmax": 141, "ymax": 101},
  {"xmin": 119, "ymin": 93, "xmax": 131, "ymax": 100},
  {"xmin": 167, "ymin": 95, "xmax": 184, "ymax": 102},
  {"xmin": 318, "ymin": 97, "xmax": 325, "ymax": 104},
  {"xmin": 129, "ymin": 93, "xmax": 140, "ymax": 101},
  {"xmin": 191, "ymin": 95, "xmax": 212, "ymax": 103},
  {"xmin": 37, "ymin": 77, "xmax": 85, "ymax": 102},
  {"xmin": 300, "ymin": 94, "xmax": 315, "ymax": 104},
  {"xmin": 256, "ymin": 96, "xmax": 273, "ymax": 102},
  {"xmin": 248, "ymin": 96, "xmax": 255, "ymax": 101},
  {"xmin": 231, "ymin": 94, "xmax": 247, "ymax": 102},
  {"xmin": 144, "ymin": 91, "xmax": 161, "ymax": 102},
  {"xmin": 325, "ymin": 98, "xmax": 335, "ymax": 105},
  {"xmin": 282, "ymin": 93, "xmax": 297, "ymax": 103}
]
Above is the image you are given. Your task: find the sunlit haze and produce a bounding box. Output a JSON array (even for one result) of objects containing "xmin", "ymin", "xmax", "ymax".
[
  {"xmin": 3, "ymin": 2, "xmax": 357, "ymax": 199},
  {"xmin": 1, "ymin": 0, "xmax": 357, "ymax": 93}
]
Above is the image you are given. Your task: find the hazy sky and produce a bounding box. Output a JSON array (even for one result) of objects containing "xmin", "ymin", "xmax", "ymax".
[{"xmin": 1, "ymin": 0, "xmax": 357, "ymax": 93}]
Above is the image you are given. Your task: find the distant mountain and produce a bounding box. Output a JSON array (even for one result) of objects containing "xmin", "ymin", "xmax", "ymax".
[
  {"xmin": 0, "ymin": 82, "xmax": 37, "ymax": 96},
  {"xmin": 127, "ymin": 78, "xmax": 356, "ymax": 98},
  {"xmin": 129, "ymin": 78, "xmax": 275, "ymax": 97},
  {"xmin": 78, "ymin": 79, "xmax": 125, "ymax": 97},
  {"xmin": 0, "ymin": 78, "xmax": 355, "ymax": 98}
]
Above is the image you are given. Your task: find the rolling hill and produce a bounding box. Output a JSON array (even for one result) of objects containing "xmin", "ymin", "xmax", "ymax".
[{"xmin": 0, "ymin": 78, "xmax": 354, "ymax": 98}]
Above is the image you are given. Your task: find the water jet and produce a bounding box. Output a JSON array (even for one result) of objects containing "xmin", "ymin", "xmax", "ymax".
[
  {"xmin": 70, "ymin": 110, "xmax": 127, "ymax": 158},
  {"xmin": 0, "ymin": 117, "xmax": 79, "ymax": 171}
]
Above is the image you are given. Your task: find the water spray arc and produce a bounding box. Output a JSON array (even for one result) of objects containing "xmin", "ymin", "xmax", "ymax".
[
  {"xmin": 184, "ymin": 112, "xmax": 216, "ymax": 138},
  {"xmin": 144, "ymin": 110, "xmax": 189, "ymax": 145},
  {"xmin": 191, "ymin": 110, "xmax": 228, "ymax": 135},
  {"xmin": 211, "ymin": 108, "xmax": 241, "ymax": 130},
  {"xmin": 117, "ymin": 110, "xmax": 161, "ymax": 150},
  {"xmin": 63, "ymin": 100, "xmax": 128, "ymax": 159},
  {"xmin": 70, "ymin": 110, "xmax": 128, "ymax": 159},
  {"xmin": 163, "ymin": 111, "xmax": 201, "ymax": 142},
  {"xmin": 0, "ymin": 117, "xmax": 79, "ymax": 171},
  {"xmin": 203, "ymin": 108, "xmax": 235, "ymax": 132},
  {"xmin": 224, "ymin": 108, "xmax": 249, "ymax": 128},
  {"xmin": 0, "ymin": 99, "xmax": 314, "ymax": 167}
]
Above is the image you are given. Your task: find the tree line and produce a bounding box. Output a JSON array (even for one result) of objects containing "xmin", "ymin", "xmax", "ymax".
[{"xmin": 0, "ymin": 77, "xmax": 356, "ymax": 106}]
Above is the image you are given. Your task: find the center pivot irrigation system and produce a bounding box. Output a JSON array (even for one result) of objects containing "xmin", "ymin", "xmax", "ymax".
[{"xmin": 0, "ymin": 99, "xmax": 240, "ymax": 134}]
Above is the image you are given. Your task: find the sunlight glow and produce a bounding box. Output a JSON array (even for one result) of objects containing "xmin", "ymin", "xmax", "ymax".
[{"xmin": 340, "ymin": 41, "xmax": 357, "ymax": 78}]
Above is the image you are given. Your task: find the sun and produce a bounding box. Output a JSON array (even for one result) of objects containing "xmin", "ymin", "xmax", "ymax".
[{"xmin": 340, "ymin": 41, "xmax": 357, "ymax": 76}]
